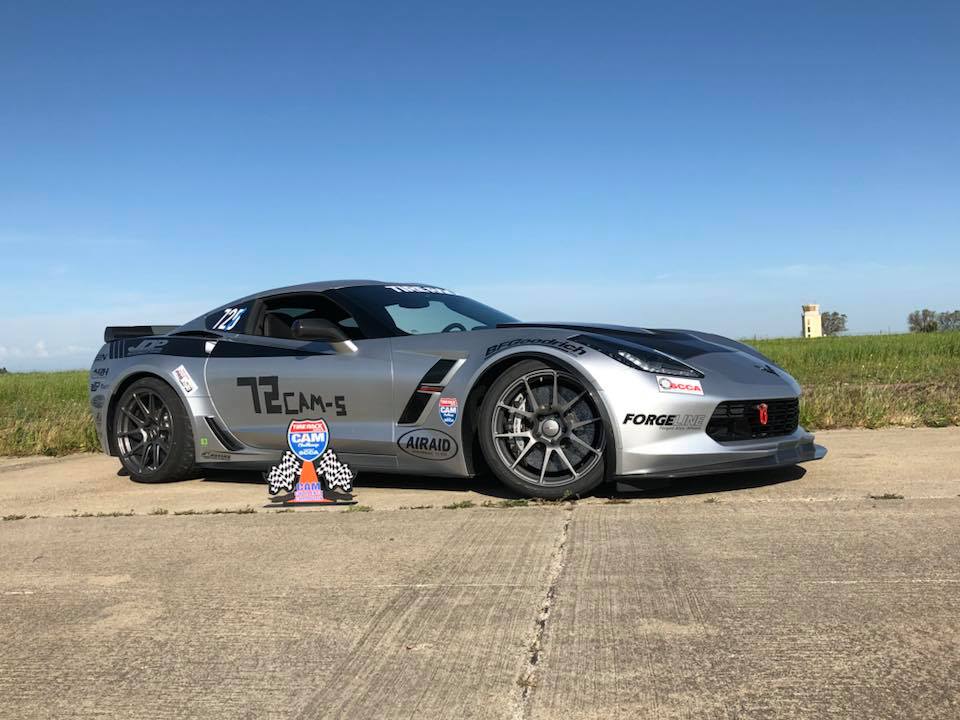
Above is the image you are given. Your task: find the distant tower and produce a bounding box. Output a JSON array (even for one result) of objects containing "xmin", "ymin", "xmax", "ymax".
[{"xmin": 802, "ymin": 304, "xmax": 823, "ymax": 338}]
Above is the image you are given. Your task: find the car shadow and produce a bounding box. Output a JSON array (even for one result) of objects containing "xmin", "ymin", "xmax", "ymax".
[{"xmin": 195, "ymin": 465, "xmax": 806, "ymax": 501}]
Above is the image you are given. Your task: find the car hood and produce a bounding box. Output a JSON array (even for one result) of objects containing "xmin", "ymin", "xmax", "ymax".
[{"xmin": 498, "ymin": 322, "xmax": 799, "ymax": 394}]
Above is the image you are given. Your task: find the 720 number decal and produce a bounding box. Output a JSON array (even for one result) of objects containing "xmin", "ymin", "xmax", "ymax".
[{"xmin": 213, "ymin": 307, "xmax": 247, "ymax": 331}]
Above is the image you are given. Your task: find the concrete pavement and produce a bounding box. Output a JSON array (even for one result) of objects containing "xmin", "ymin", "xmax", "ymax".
[{"xmin": 1, "ymin": 427, "xmax": 959, "ymax": 718}]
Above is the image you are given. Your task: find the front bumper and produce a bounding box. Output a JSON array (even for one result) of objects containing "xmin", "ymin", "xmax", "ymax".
[{"xmin": 616, "ymin": 426, "xmax": 826, "ymax": 478}]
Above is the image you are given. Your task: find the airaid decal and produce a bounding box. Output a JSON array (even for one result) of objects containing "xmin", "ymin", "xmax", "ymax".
[
  {"xmin": 485, "ymin": 338, "xmax": 587, "ymax": 359},
  {"xmin": 398, "ymin": 428, "xmax": 459, "ymax": 461},
  {"xmin": 623, "ymin": 413, "xmax": 706, "ymax": 430}
]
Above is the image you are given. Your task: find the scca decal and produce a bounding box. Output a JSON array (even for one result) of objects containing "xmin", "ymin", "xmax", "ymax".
[
  {"xmin": 656, "ymin": 376, "xmax": 704, "ymax": 396},
  {"xmin": 485, "ymin": 338, "xmax": 587, "ymax": 359},
  {"xmin": 623, "ymin": 413, "xmax": 706, "ymax": 430},
  {"xmin": 236, "ymin": 376, "xmax": 347, "ymax": 416}
]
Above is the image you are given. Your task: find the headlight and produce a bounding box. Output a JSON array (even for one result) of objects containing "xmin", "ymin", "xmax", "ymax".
[{"xmin": 574, "ymin": 336, "xmax": 704, "ymax": 378}]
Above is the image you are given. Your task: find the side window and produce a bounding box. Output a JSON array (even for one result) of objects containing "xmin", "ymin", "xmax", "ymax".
[{"xmin": 257, "ymin": 294, "xmax": 365, "ymax": 341}]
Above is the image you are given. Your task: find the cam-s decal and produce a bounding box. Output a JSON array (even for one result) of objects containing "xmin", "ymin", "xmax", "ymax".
[{"xmin": 236, "ymin": 376, "xmax": 347, "ymax": 416}]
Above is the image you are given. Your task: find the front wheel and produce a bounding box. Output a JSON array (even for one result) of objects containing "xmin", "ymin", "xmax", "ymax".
[
  {"xmin": 113, "ymin": 377, "xmax": 196, "ymax": 483},
  {"xmin": 478, "ymin": 360, "xmax": 607, "ymax": 499}
]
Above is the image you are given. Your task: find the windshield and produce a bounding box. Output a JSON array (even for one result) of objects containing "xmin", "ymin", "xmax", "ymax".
[{"xmin": 334, "ymin": 285, "xmax": 518, "ymax": 337}]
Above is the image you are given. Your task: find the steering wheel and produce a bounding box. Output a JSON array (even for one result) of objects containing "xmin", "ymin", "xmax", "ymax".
[{"xmin": 441, "ymin": 322, "xmax": 467, "ymax": 333}]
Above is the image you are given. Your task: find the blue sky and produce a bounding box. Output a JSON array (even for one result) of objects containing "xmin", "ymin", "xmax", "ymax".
[{"xmin": 1, "ymin": 1, "xmax": 958, "ymax": 370}]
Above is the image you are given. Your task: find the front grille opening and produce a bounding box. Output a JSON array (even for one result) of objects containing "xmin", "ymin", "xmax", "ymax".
[{"xmin": 706, "ymin": 398, "xmax": 799, "ymax": 442}]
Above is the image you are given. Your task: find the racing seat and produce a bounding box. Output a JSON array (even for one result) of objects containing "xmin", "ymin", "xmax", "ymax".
[{"xmin": 263, "ymin": 312, "xmax": 295, "ymax": 339}]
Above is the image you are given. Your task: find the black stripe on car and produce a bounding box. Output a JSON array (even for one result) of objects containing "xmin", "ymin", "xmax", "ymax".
[{"xmin": 398, "ymin": 359, "xmax": 457, "ymax": 425}]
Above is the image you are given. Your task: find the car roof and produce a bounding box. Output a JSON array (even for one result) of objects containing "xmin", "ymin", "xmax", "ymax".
[{"xmin": 235, "ymin": 279, "xmax": 386, "ymax": 302}]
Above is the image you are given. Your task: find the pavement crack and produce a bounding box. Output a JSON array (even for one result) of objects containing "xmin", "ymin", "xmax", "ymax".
[{"xmin": 514, "ymin": 502, "xmax": 574, "ymax": 720}]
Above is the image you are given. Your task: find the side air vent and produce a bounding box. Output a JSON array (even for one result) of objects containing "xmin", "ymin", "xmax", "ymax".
[
  {"xmin": 398, "ymin": 359, "xmax": 457, "ymax": 424},
  {"xmin": 204, "ymin": 416, "xmax": 244, "ymax": 451}
]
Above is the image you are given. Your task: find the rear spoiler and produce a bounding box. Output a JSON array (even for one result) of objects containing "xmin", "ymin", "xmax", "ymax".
[{"xmin": 104, "ymin": 326, "xmax": 179, "ymax": 342}]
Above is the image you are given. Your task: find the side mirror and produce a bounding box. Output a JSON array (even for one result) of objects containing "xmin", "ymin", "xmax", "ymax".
[{"xmin": 292, "ymin": 318, "xmax": 349, "ymax": 343}]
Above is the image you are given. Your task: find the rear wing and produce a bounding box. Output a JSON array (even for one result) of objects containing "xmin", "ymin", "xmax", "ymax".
[{"xmin": 104, "ymin": 326, "xmax": 179, "ymax": 342}]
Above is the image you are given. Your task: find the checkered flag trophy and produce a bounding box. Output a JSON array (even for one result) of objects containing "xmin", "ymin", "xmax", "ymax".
[{"xmin": 266, "ymin": 449, "xmax": 356, "ymax": 505}]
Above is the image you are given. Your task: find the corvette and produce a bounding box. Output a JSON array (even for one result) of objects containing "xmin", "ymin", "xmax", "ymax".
[{"xmin": 89, "ymin": 280, "xmax": 826, "ymax": 499}]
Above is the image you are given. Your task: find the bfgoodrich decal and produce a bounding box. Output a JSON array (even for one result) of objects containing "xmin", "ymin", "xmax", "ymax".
[
  {"xmin": 398, "ymin": 428, "xmax": 459, "ymax": 461},
  {"xmin": 485, "ymin": 338, "xmax": 587, "ymax": 359}
]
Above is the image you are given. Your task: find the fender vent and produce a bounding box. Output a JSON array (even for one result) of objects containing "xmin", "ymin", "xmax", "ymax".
[
  {"xmin": 398, "ymin": 359, "xmax": 457, "ymax": 424},
  {"xmin": 204, "ymin": 416, "xmax": 244, "ymax": 451}
]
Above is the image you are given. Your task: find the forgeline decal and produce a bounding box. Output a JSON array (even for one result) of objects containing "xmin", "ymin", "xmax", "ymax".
[
  {"xmin": 236, "ymin": 375, "xmax": 347, "ymax": 416},
  {"xmin": 623, "ymin": 413, "xmax": 706, "ymax": 430},
  {"xmin": 127, "ymin": 339, "xmax": 169, "ymax": 356},
  {"xmin": 173, "ymin": 365, "xmax": 196, "ymax": 394},
  {"xmin": 438, "ymin": 397, "xmax": 458, "ymax": 426},
  {"xmin": 656, "ymin": 376, "xmax": 704, "ymax": 396},
  {"xmin": 385, "ymin": 285, "xmax": 454, "ymax": 295},
  {"xmin": 91, "ymin": 395, "xmax": 105, "ymax": 409},
  {"xmin": 485, "ymin": 338, "xmax": 587, "ymax": 359},
  {"xmin": 397, "ymin": 428, "xmax": 458, "ymax": 461}
]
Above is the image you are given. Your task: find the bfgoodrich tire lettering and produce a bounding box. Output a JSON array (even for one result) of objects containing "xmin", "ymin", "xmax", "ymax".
[
  {"xmin": 478, "ymin": 359, "xmax": 606, "ymax": 499},
  {"xmin": 113, "ymin": 377, "xmax": 196, "ymax": 483}
]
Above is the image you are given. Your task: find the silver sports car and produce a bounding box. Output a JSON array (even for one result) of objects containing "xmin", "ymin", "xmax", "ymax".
[{"xmin": 89, "ymin": 280, "xmax": 826, "ymax": 499}]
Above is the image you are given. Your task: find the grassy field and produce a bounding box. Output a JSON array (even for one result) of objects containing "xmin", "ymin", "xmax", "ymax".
[
  {"xmin": 748, "ymin": 333, "xmax": 960, "ymax": 430},
  {"xmin": 0, "ymin": 332, "xmax": 958, "ymax": 456},
  {"xmin": 0, "ymin": 371, "xmax": 99, "ymax": 456}
]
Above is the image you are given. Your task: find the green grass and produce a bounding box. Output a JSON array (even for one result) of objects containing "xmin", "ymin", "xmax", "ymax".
[
  {"xmin": 1, "ymin": 333, "xmax": 958, "ymax": 456},
  {"xmin": 747, "ymin": 333, "xmax": 960, "ymax": 429},
  {"xmin": 0, "ymin": 371, "xmax": 98, "ymax": 456}
]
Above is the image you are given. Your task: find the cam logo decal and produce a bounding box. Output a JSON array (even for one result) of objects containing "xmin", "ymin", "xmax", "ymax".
[
  {"xmin": 266, "ymin": 419, "xmax": 355, "ymax": 506},
  {"xmin": 656, "ymin": 376, "xmax": 704, "ymax": 396},
  {"xmin": 438, "ymin": 397, "xmax": 458, "ymax": 426},
  {"xmin": 287, "ymin": 419, "xmax": 329, "ymax": 461}
]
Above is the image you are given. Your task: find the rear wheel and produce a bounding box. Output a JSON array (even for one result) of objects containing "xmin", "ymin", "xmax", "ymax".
[
  {"xmin": 113, "ymin": 377, "xmax": 196, "ymax": 483},
  {"xmin": 478, "ymin": 360, "xmax": 606, "ymax": 499}
]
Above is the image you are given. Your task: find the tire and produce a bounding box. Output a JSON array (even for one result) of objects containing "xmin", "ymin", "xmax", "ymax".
[
  {"xmin": 478, "ymin": 360, "xmax": 607, "ymax": 499},
  {"xmin": 113, "ymin": 376, "xmax": 196, "ymax": 483}
]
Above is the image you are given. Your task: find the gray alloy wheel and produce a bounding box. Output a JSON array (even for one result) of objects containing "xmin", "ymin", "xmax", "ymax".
[
  {"xmin": 113, "ymin": 377, "xmax": 196, "ymax": 483},
  {"xmin": 479, "ymin": 360, "xmax": 606, "ymax": 499}
]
